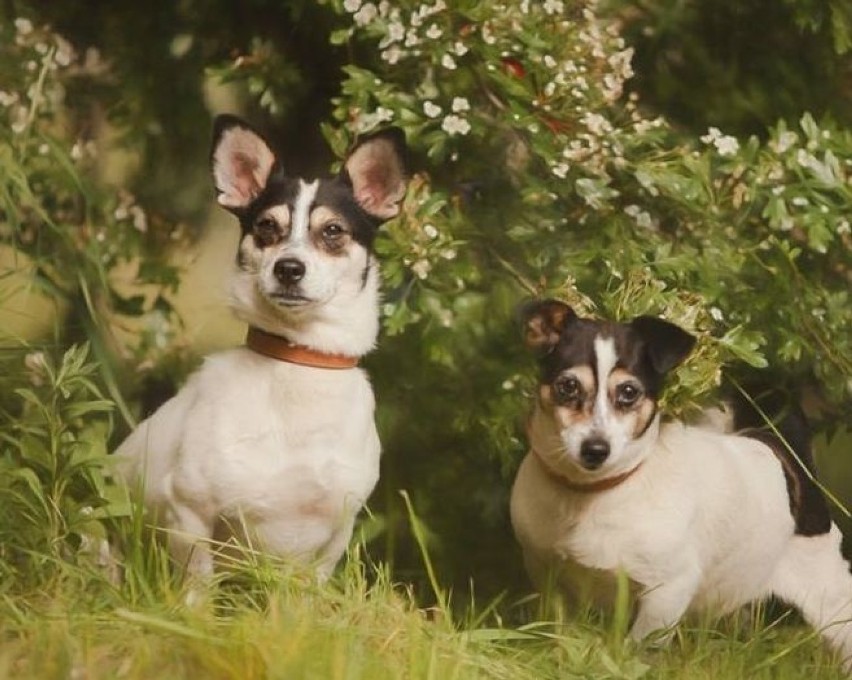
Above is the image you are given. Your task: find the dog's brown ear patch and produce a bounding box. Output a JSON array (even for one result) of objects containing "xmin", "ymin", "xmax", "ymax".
[
  {"xmin": 211, "ymin": 114, "xmax": 277, "ymax": 210},
  {"xmin": 343, "ymin": 128, "xmax": 407, "ymax": 221},
  {"xmin": 522, "ymin": 299, "xmax": 576, "ymax": 352}
]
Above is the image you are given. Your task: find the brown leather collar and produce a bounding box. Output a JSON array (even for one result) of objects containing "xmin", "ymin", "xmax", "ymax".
[
  {"xmin": 531, "ymin": 447, "xmax": 643, "ymax": 493},
  {"xmin": 245, "ymin": 326, "xmax": 360, "ymax": 369}
]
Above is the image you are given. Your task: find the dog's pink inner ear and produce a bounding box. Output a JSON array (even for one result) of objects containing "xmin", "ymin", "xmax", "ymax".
[
  {"xmin": 213, "ymin": 128, "xmax": 276, "ymax": 209},
  {"xmin": 345, "ymin": 137, "xmax": 406, "ymax": 220}
]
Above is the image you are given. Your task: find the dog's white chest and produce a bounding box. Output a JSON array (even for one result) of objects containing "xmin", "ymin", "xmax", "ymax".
[
  {"xmin": 117, "ymin": 348, "xmax": 380, "ymax": 564},
  {"xmin": 183, "ymin": 350, "xmax": 378, "ymax": 511}
]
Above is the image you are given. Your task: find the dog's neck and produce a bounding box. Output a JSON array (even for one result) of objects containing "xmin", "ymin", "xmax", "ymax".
[{"xmin": 229, "ymin": 263, "xmax": 381, "ymax": 358}]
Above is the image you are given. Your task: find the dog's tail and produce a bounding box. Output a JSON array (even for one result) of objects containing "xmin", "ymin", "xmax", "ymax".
[{"xmin": 730, "ymin": 386, "xmax": 832, "ymax": 537}]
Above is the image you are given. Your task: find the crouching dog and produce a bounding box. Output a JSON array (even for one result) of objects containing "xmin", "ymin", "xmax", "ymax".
[
  {"xmin": 115, "ymin": 115, "xmax": 407, "ymax": 592},
  {"xmin": 510, "ymin": 299, "xmax": 852, "ymax": 669}
]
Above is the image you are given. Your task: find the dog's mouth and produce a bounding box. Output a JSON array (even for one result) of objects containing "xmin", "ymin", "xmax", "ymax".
[{"xmin": 267, "ymin": 291, "xmax": 313, "ymax": 307}]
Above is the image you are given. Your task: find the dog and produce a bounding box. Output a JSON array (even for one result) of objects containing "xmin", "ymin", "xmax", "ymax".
[
  {"xmin": 510, "ymin": 299, "xmax": 852, "ymax": 667},
  {"xmin": 115, "ymin": 115, "xmax": 407, "ymax": 585}
]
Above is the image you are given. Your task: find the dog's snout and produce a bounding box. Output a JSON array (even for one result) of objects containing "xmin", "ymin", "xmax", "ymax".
[
  {"xmin": 274, "ymin": 258, "xmax": 306, "ymax": 284},
  {"xmin": 580, "ymin": 438, "xmax": 610, "ymax": 469}
]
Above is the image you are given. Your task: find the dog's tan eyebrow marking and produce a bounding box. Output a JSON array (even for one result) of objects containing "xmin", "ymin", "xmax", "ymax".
[
  {"xmin": 260, "ymin": 205, "xmax": 291, "ymax": 227},
  {"xmin": 309, "ymin": 206, "xmax": 349, "ymax": 230}
]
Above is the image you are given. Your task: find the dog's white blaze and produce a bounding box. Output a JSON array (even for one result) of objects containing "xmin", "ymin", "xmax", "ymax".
[
  {"xmin": 593, "ymin": 335, "xmax": 617, "ymax": 428},
  {"xmin": 290, "ymin": 180, "xmax": 319, "ymax": 243}
]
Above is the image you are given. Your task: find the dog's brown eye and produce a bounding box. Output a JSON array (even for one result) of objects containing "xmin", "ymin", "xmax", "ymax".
[
  {"xmin": 553, "ymin": 376, "xmax": 581, "ymax": 403},
  {"xmin": 322, "ymin": 223, "xmax": 346, "ymax": 239},
  {"xmin": 615, "ymin": 383, "xmax": 642, "ymax": 407},
  {"xmin": 254, "ymin": 217, "xmax": 279, "ymax": 245}
]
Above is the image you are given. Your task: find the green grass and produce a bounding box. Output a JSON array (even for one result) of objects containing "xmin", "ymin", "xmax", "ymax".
[
  {"xmin": 0, "ymin": 532, "xmax": 847, "ymax": 680},
  {"xmin": 0, "ymin": 345, "xmax": 846, "ymax": 679}
]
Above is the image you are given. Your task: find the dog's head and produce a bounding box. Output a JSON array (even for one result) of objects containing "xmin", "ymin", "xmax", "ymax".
[
  {"xmin": 210, "ymin": 114, "xmax": 407, "ymax": 350},
  {"xmin": 522, "ymin": 300, "xmax": 695, "ymax": 478}
]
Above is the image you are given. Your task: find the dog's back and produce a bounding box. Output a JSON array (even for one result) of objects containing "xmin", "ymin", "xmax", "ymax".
[{"xmin": 731, "ymin": 388, "xmax": 832, "ymax": 536}]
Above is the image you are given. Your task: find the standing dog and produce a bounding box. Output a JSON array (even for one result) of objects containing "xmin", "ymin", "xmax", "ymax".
[
  {"xmin": 511, "ymin": 299, "xmax": 852, "ymax": 667},
  {"xmin": 115, "ymin": 115, "xmax": 407, "ymax": 583}
]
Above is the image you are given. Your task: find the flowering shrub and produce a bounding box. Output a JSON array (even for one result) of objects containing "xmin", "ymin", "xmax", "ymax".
[
  {"xmin": 328, "ymin": 0, "xmax": 851, "ymax": 422},
  {"xmin": 0, "ymin": 16, "xmax": 182, "ymax": 394}
]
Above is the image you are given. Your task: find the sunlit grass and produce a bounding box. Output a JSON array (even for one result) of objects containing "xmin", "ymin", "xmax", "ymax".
[{"xmin": 0, "ymin": 519, "xmax": 846, "ymax": 680}]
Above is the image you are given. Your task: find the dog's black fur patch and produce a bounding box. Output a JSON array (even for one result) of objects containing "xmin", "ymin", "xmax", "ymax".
[
  {"xmin": 536, "ymin": 315, "xmax": 691, "ymax": 400},
  {"xmin": 732, "ymin": 389, "xmax": 831, "ymax": 536}
]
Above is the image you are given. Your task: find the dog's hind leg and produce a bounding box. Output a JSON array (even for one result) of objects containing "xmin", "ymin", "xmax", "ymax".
[{"xmin": 770, "ymin": 525, "xmax": 852, "ymax": 669}]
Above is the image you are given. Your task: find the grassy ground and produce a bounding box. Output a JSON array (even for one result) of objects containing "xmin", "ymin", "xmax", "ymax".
[{"xmin": 0, "ymin": 529, "xmax": 847, "ymax": 680}]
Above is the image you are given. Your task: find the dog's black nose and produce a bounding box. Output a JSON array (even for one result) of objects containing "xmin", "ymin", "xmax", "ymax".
[
  {"xmin": 580, "ymin": 439, "xmax": 610, "ymax": 469},
  {"xmin": 274, "ymin": 258, "xmax": 306, "ymax": 284}
]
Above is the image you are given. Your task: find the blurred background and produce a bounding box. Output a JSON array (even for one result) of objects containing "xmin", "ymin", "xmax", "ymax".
[{"xmin": 1, "ymin": 0, "xmax": 850, "ymax": 606}]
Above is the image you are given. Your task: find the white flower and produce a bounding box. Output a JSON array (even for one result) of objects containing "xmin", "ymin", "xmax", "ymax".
[
  {"xmin": 441, "ymin": 248, "xmax": 457, "ymax": 259},
  {"xmin": 381, "ymin": 45, "xmax": 403, "ymax": 64},
  {"xmin": 838, "ymin": 219, "xmax": 850, "ymax": 235},
  {"xmin": 130, "ymin": 206, "xmax": 148, "ymax": 232},
  {"xmin": 343, "ymin": 0, "xmax": 362, "ymax": 12},
  {"xmin": 451, "ymin": 96, "xmax": 470, "ymax": 113},
  {"xmin": 700, "ymin": 127, "xmax": 721, "ymax": 144},
  {"xmin": 412, "ymin": 259, "xmax": 431, "ymax": 279},
  {"xmin": 375, "ymin": 106, "xmax": 394, "ymax": 122},
  {"xmin": 551, "ymin": 162, "xmax": 569, "ymax": 178},
  {"xmin": 701, "ymin": 127, "xmax": 739, "ymax": 157},
  {"xmin": 24, "ymin": 351, "xmax": 46, "ymax": 386},
  {"xmin": 423, "ymin": 223, "xmax": 439, "ymax": 239},
  {"xmin": 14, "ymin": 17, "xmax": 33, "ymax": 35},
  {"xmin": 543, "ymin": 55, "xmax": 557, "ymax": 69},
  {"xmin": 441, "ymin": 53, "xmax": 457, "ymax": 70},
  {"xmin": 441, "ymin": 114, "xmax": 470, "ymax": 136},
  {"xmin": 0, "ymin": 91, "xmax": 17, "ymax": 107},
  {"xmin": 715, "ymin": 135, "xmax": 739, "ymax": 156},
  {"xmin": 353, "ymin": 2, "xmax": 378, "ymax": 26},
  {"xmin": 387, "ymin": 21, "xmax": 405, "ymax": 42},
  {"xmin": 710, "ymin": 307, "xmax": 724, "ymax": 322},
  {"xmin": 404, "ymin": 29, "xmax": 420, "ymax": 47},
  {"xmin": 791, "ymin": 196, "xmax": 809, "ymax": 207},
  {"xmin": 543, "ymin": 0, "xmax": 564, "ymax": 14},
  {"xmin": 481, "ymin": 23, "xmax": 496, "ymax": 45},
  {"xmin": 423, "ymin": 100, "xmax": 442, "ymax": 118},
  {"xmin": 581, "ymin": 112, "xmax": 612, "ymax": 136},
  {"xmin": 54, "ymin": 37, "xmax": 75, "ymax": 67},
  {"xmin": 425, "ymin": 23, "xmax": 443, "ymax": 39}
]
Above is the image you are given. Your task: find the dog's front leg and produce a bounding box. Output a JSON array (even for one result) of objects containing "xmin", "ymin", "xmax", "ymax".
[
  {"xmin": 629, "ymin": 567, "xmax": 700, "ymax": 643},
  {"xmin": 315, "ymin": 515, "xmax": 357, "ymax": 582},
  {"xmin": 165, "ymin": 497, "xmax": 215, "ymax": 604}
]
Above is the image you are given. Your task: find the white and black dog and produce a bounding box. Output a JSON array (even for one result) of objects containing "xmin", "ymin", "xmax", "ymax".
[
  {"xmin": 511, "ymin": 300, "xmax": 852, "ymax": 667},
  {"xmin": 115, "ymin": 115, "xmax": 407, "ymax": 584}
]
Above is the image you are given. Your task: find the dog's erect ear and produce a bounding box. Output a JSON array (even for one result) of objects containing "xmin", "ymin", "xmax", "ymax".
[
  {"xmin": 630, "ymin": 316, "xmax": 696, "ymax": 375},
  {"xmin": 342, "ymin": 127, "xmax": 407, "ymax": 222},
  {"xmin": 522, "ymin": 299, "xmax": 577, "ymax": 353},
  {"xmin": 211, "ymin": 114, "xmax": 278, "ymax": 211}
]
